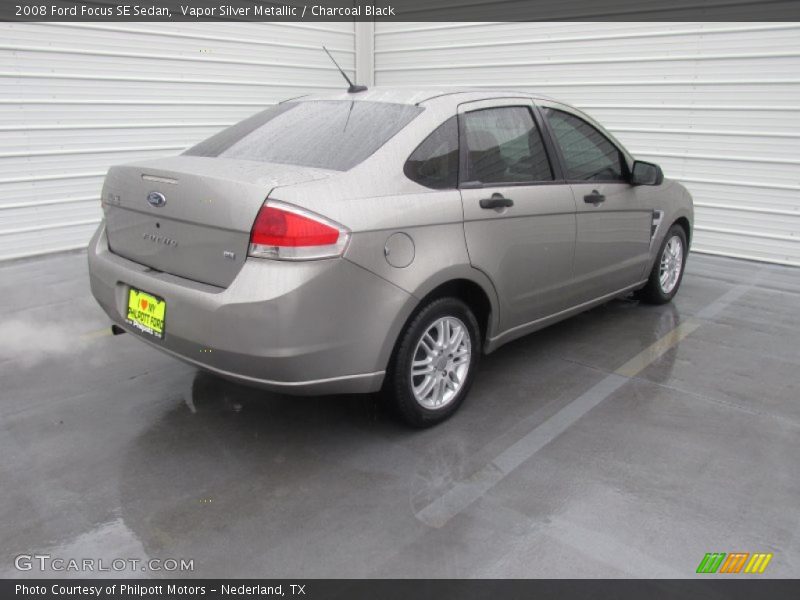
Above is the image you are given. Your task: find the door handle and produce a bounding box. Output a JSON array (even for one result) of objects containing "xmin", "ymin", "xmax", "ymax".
[
  {"xmin": 480, "ymin": 193, "xmax": 514, "ymax": 209},
  {"xmin": 584, "ymin": 190, "xmax": 606, "ymax": 205}
]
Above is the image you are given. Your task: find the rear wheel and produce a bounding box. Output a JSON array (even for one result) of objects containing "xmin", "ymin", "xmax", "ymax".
[
  {"xmin": 385, "ymin": 297, "xmax": 480, "ymax": 428},
  {"xmin": 639, "ymin": 224, "xmax": 688, "ymax": 304}
]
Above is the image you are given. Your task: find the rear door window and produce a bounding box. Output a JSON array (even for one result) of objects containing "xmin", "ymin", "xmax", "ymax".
[
  {"xmin": 462, "ymin": 106, "xmax": 553, "ymax": 185},
  {"xmin": 404, "ymin": 117, "xmax": 459, "ymax": 189},
  {"xmin": 185, "ymin": 100, "xmax": 423, "ymax": 172}
]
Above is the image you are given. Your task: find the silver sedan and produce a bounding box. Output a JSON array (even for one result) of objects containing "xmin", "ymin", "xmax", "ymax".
[{"xmin": 88, "ymin": 88, "xmax": 693, "ymax": 427}]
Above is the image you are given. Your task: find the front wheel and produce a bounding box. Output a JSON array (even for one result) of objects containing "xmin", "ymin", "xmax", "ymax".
[
  {"xmin": 385, "ymin": 297, "xmax": 481, "ymax": 428},
  {"xmin": 638, "ymin": 224, "xmax": 688, "ymax": 304}
]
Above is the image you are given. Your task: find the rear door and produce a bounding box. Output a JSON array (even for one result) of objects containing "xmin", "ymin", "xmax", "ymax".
[
  {"xmin": 458, "ymin": 99, "xmax": 577, "ymax": 332},
  {"xmin": 538, "ymin": 101, "xmax": 652, "ymax": 300}
]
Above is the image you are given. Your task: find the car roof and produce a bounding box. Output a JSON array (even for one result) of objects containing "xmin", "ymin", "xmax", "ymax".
[{"xmin": 288, "ymin": 87, "xmax": 558, "ymax": 107}]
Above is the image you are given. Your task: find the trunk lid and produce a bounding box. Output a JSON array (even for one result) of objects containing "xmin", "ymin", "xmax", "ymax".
[{"xmin": 102, "ymin": 156, "xmax": 335, "ymax": 287}]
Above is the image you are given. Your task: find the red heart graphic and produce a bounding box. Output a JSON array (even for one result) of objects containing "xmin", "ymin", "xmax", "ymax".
[{"xmin": 141, "ymin": 299, "xmax": 148, "ymax": 310}]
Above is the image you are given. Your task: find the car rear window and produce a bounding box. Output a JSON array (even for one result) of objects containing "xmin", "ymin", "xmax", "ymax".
[{"xmin": 184, "ymin": 100, "xmax": 423, "ymax": 171}]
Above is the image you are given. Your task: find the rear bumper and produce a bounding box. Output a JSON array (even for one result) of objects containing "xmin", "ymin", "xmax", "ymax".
[{"xmin": 88, "ymin": 224, "xmax": 413, "ymax": 395}]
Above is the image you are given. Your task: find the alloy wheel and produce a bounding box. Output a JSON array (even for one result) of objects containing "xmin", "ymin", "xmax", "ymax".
[
  {"xmin": 659, "ymin": 235, "xmax": 684, "ymax": 294},
  {"xmin": 410, "ymin": 316, "xmax": 472, "ymax": 410}
]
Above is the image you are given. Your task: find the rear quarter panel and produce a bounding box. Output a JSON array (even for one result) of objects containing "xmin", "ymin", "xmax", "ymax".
[{"xmin": 270, "ymin": 102, "xmax": 504, "ymax": 357}]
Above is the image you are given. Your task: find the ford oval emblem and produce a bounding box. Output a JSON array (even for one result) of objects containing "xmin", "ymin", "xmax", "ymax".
[{"xmin": 147, "ymin": 191, "xmax": 166, "ymax": 208}]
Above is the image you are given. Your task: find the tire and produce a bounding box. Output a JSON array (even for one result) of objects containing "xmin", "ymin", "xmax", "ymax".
[
  {"xmin": 384, "ymin": 297, "xmax": 481, "ymax": 428},
  {"xmin": 638, "ymin": 224, "xmax": 688, "ymax": 305}
]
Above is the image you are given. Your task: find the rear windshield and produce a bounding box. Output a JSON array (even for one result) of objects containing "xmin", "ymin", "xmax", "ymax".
[{"xmin": 184, "ymin": 100, "xmax": 423, "ymax": 171}]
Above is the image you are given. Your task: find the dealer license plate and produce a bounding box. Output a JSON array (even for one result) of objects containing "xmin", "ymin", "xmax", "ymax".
[{"xmin": 126, "ymin": 288, "xmax": 166, "ymax": 339}]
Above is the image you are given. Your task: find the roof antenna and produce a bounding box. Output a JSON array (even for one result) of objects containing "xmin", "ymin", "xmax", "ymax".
[{"xmin": 323, "ymin": 46, "xmax": 367, "ymax": 93}]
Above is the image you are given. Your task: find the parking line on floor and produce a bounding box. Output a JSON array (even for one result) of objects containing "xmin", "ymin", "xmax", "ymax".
[
  {"xmin": 617, "ymin": 279, "xmax": 756, "ymax": 379},
  {"xmin": 80, "ymin": 328, "xmax": 111, "ymax": 340},
  {"xmin": 414, "ymin": 280, "xmax": 757, "ymax": 529},
  {"xmin": 615, "ymin": 318, "xmax": 701, "ymax": 378},
  {"xmin": 415, "ymin": 373, "xmax": 628, "ymax": 528}
]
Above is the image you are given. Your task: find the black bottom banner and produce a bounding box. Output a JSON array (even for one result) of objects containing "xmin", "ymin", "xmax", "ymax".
[{"xmin": 4, "ymin": 579, "xmax": 800, "ymax": 600}]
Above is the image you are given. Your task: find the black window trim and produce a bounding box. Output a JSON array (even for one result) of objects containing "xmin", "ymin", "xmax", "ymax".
[
  {"xmin": 456, "ymin": 104, "xmax": 562, "ymax": 190},
  {"xmin": 535, "ymin": 104, "xmax": 632, "ymax": 185}
]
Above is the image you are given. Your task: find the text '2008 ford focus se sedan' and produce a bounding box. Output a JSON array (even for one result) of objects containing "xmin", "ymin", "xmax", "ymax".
[{"xmin": 88, "ymin": 88, "xmax": 693, "ymax": 427}]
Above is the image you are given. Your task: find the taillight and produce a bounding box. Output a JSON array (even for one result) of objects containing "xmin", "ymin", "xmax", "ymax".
[{"xmin": 248, "ymin": 201, "xmax": 350, "ymax": 261}]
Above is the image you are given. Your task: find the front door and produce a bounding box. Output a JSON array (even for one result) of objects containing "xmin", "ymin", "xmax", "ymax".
[
  {"xmin": 539, "ymin": 102, "xmax": 653, "ymax": 301},
  {"xmin": 458, "ymin": 99, "xmax": 577, "ymax": 333}
]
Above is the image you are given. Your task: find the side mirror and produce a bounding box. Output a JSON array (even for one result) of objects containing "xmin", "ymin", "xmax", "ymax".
[{"xmin": 630, "ymin": 160, "xmax": 663, "ymax": 186}]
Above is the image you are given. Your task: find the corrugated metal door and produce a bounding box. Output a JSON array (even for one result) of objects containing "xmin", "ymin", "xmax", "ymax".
[
  {"xmin": 0, "ymin": 22, "xmax": 356, "ymax": 261},
  {"xmin": 375, "ymin": 22, "xmax": 800, "ymax": 266}
]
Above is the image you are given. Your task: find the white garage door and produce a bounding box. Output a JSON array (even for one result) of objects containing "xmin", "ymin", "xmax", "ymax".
[
  {"xmin": 0, "ymin": 22, "xmax": 356, "ymax": 261},
  {"xmin": 375, "ymin": 22, "xmax": 800, "ymax": 266}
]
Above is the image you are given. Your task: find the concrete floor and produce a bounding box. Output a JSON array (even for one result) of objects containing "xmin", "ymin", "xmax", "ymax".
[{"xmin": 0, "ymin": 251, "xmax": 798, "ymax": 579}]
